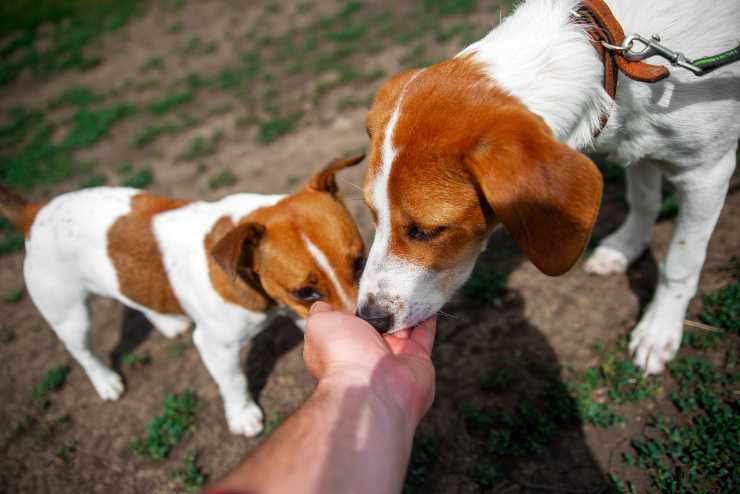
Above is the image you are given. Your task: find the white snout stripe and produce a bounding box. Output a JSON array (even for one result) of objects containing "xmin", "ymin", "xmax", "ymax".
[{"xmin": 302, "ymin": 235, "xmax": 352, "ymax": 311}]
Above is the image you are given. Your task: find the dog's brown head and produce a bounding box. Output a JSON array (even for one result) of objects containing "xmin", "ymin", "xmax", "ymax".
[
  {"xmin": 210, "ymin": 155, "xmax": 366, "ymax": 318},
  {"xmin": 357, "ymin": 58, "xmax": 603, "ymax": 332}
]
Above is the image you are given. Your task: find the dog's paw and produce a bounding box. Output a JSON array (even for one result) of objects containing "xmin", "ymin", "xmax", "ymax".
[
  {"xmin": 226, "ymin": 402, "xmax": 264, "ymax": 437},
  {"xmin": 584, "ymin": 246, "xmax": 628, "ymax": 276},
  {"xmin": 629, "ymin": 313, "xmax": 682, "ymax": 375},
  {"xmin": 90, "ymin": 368, "xmax": 125, "ymax": 400}
]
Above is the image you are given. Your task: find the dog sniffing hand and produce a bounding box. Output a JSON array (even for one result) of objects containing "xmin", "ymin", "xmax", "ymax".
[{"xmin": 304, "ymin": 301, "xmax": 437, "ymax": 430}]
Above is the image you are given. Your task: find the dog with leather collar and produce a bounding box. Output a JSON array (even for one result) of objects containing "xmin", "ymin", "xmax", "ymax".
[{"xmin": 355, "ymin": 0, "xmax": 739, "ymax": 374}]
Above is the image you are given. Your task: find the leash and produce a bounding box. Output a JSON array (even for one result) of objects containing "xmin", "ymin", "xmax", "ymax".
[
  {"xmin": 602, "ymin": 34, "xmax": 740, "ymax": 77},
  {"xmin": 574, "ymin": 0, "xmax": 740, "ymax": 134}
]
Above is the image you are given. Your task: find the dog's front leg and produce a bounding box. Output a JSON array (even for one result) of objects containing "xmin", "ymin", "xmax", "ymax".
[
  {"xmin": 585, "ymin": 159, "xmax": 662, "ymax": 275},
  {"xmin": 192, "ymin": 326, "xmax": 263, "ymax": 437},
  {"xmin": 630, "ymin": 147, "xmax": 736, "ymax": 374}
]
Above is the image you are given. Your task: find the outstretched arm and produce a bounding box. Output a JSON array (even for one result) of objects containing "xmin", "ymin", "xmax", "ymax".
[{"xmin": 205, "ymin": 302, "xmax": 437, "ymax": 494}]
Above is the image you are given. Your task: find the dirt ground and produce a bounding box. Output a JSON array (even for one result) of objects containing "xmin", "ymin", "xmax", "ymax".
[{"xmin": 0, "ymin": 1, "xmax": 738, "ymax": 493}]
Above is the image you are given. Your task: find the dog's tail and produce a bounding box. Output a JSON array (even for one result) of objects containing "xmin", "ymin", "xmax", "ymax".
[{"xmin": 0, "ymin": 185, "xmax": 43, "ymax": 237}]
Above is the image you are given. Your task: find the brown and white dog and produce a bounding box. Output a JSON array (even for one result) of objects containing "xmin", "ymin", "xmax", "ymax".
[
  {"xmin": 356, "ymin": 0, "xmax": 739, "ymax": 374},
  {"xmin": 0, "ymin": 155, "xmax": 365, "ymax": 437}
]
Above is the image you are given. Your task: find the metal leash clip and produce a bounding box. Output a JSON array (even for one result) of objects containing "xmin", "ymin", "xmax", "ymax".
[{"xmin": 602, "ymin": 34, "xmax": 705, "ymax": 76}]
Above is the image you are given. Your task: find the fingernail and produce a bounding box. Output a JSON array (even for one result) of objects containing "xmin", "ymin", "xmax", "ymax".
[{"xmin": 310, "ymin": 301, "xmax": 332, "ymax": 314}]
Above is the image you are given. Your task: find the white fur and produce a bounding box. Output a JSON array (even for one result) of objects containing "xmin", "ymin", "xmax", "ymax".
[
  {"xmin": 358, "ymin": 69, "xmax": 463, "ymax": 332},
  {"xmin": 24, "ymin": 187, "xmax": 298, "ymax": 437},
  {"xmin": 302, "ymin": 234, "xmax": 353, "ymax": 311},
  {"xmin": 362, "ymin": 0, "xmax": 740, "ymax": 370}
]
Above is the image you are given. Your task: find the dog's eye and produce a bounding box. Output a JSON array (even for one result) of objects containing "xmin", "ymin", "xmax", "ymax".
[
  {"xmin": 294, "ymin": 286, "xmax": 322, "ymax": 302},
  {"xmin": 353, "ymin": 255, "xmax": 366, "ymax": 281},
  {"xmin": 407, "ymin": 224, "xmax": 446, "ymax": 242}
]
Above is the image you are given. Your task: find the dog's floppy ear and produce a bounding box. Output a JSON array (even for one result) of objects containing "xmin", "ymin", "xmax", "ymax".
[
  {"xmin": 465, "ymin": 106, "xmax": 603, "ymax": 276},
  {"xmin": 210, "ymin": 222, "xmax": 266, "ymax": 284},
  {"xmin": 306, "ymin": 154, "xmax": 365, "ymax": 196}
]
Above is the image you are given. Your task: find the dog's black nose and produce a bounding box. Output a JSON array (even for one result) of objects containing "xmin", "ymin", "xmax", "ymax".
[{"xmin": 356, "ymin": 303, "xmax": 393, "ymax": 333}]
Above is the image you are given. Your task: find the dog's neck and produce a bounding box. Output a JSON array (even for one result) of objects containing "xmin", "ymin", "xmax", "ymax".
[{"xmin": 458, "ymin": 0, "xmax": 614, "ymax": 150}]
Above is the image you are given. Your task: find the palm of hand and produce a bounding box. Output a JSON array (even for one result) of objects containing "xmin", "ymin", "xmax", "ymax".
[{"xmin": 303, "ymin": 303, "xmax": 437, "ymax": 426}]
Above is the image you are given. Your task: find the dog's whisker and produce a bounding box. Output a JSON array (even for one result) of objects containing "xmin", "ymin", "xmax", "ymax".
[
  {"xmin": 340, "ymin": 179, "xmax": 364, "ymax": 193},
  {"xmin": 436, "ymin": 310, "xmax": 460, "ymax": 320}
]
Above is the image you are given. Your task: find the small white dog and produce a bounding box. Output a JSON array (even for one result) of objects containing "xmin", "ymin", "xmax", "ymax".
[
  {"xmin": 355, "ymin": 0, "xmax": 739, "ymax": 374},
  {"xmin": 0, "ymin": 155, "xmax": 365, "ymax": 436}
]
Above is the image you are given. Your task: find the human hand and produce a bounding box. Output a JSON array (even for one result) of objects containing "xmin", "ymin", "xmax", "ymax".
[{"xmin": 303, "ymin": 302, "xmax": 436, "ymax": 430}]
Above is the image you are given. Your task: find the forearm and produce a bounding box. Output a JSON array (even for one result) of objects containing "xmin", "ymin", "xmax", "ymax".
[{"xmin": 207, "ymin": 378, "xmax": 415, "ymax": 494}]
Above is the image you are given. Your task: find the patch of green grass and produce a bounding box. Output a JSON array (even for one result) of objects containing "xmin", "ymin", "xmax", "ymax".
[
  {"xmin": 122, "ymin": 353, "xmax": 151, "ymax": 368},
  {"xmin": 79, "ymin": 173, "xmax": 106, "ymax": 188},
  {"xmin": 628, "ymin": 357, "xmax": 738, "ymax": 493},
  {"xmin": 170, "ymin": 448, "xmax": 207, "ymax": 492},
  {"xmin": 463, "ymin": 266, "xmax": 507, "ymax": 302},
  {"xmin": 0, "ymin": 106, "xmax": 43, "ymax": 148},
  {"xmin": 32, "ymin": 364, "xmax": 70, "ymax": 409},
  {"xmin": 258, "ymin": 113, "xmax": 302, "ymax": 144},
  {"xmin": 480, "ymin": 368, "xmax": 513, "ymax": 393},
  {"xmin": 0, "ymin": 216, "xmax": 26, "ymax": 256},
  {"xmin": 1, "ymin": 105, "xmax": 122, "ymax": 189},
  {"xmin": 130, "ymin": 389, "xmax": 199, "ymax": 459},
  {"xmin": 179, "ymin": 132, "xmax": 222, "ymax": 161},
  {"xmin": 699, "ymin": 281, "xmax": 738, "ymax": 332},
  {"xmin": 659, "ymin": 193, "xmax": 679, "ymax": 219},
  {"xmin": 0, "ymin": 230, "xmax": 24, "ymax": 255},
  {"xmin": 166, "ymin": 341, "xmax": 190, "ymax": 359},
  {"xmin": 62, "ymin": 105, "xmax": 135, "ymax": 148},
  {"xmin": 3, "ymin": 289, "xmax": 25, "ymax": 304},
  {"xmin": 140, "ymin": 56, "xmax": 164, "ymax": 72},
  {"xmin": 262, "ymin": 410, "xmax": 284, "ymax": 437},
  {"xmin": 591, "ymin": 341, "xmax": 663, "ymax": 403},
  {"xmin": 470, "ymin": 462, "xmax": 504, "ymax": 488},
  {"xmin": 51, "ymin": 86, "xmax": 101, "ymax": 108},
  {"xmin": 403, "ymin": 436, "xmax": 437, "ymax": 493},
  {"xmin": 148, "ymin": 90, "xmax": 195, "ymax": 115},
  {"xmin": 121, "ymin": 168, "xmax": 153, "ymax": 188},
  {"xmin": 421, "ymin": 0, "xmax": 479, "ymax": 15},
  {"xmin": 54, "ymin": 440, "xmax": 78, "ymax": 463},
  {"xmin": 117, "ymin": 161, "xmax": 133, "ymax": 176},
  {"xmin": 0, "ymin": 0, "xmax": 141, "ymax": 85},
  {"xmin": 208, "ymin": 169, "xmax": 236, "ymax": 190},
  {"xmin": 462, "ymin": 400, "xmax": 558, "ymax": 457},
  {"xmin": 130, "ymin": 118, "xmax": 199, "ymax": 148}
]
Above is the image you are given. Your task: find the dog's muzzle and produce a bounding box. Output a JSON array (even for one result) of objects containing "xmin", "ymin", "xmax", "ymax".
[{"xmin": 356, "ymin": 302, "xmax": 393, "ymax": 333}]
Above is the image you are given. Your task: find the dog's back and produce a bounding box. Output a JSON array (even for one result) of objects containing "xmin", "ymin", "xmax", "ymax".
[{"xmin": 600, "ymin": 0, "xmax": 740, "ymax": 168}]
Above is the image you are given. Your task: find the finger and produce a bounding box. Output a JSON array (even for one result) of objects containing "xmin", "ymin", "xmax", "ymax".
[
  {"xmin": 310, "ymin": 301, "xmax": 333, "ymax": 315},
  {"xmin": 410, "ymin": 316, "xmax": 437, "ymax": 355},
  {"xmin": 392, "ymin": 328, "xmax": 412, "ymax": 340}
]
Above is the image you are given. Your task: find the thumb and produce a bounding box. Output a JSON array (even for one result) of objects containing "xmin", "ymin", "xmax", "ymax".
[{"xmin": 310, "ymin": 301, "xmax": 333, "ymax": 315}]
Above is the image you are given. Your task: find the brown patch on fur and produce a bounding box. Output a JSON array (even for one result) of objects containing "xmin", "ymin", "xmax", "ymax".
[
  {"xmin": 365, "ymin": 57, "xmax": 602, "ymax": 276},
  {"xmin": 206, "ymin": 217, "xmax": 271, "ymax": 312},
  {"xmin": 209, "ymin": 157, "xmax": 366, "ymax": 318},
  {"xmin": 244, "ymin": 189, "xmax": 364, "ymax": 318},
  {"xmin": 22, "ymin": 203, "xmax": 44, "ymax": 239},
  {"xmin": 0, "ymin": 185, "xmax": 45, "ymax": 239},
  {"xmin": 107, "ymin": 193, "xmax": 190, "ymax": 314}
]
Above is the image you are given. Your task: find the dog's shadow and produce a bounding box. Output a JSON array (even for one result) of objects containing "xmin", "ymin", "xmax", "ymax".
[
  {"xmin": 109, "ymin": 307, "xmax": 303, "ymax": 401},
  {"xmin": 409, "ymin": 229, "xmax": 611, "ymax": 493},
  {"xmin": 245, "ymin": 317, "xmax": 303, "ymax": 400},
  {"xmin": 110, "ymin": 308, "xmax": 154, "ymax": 376}
]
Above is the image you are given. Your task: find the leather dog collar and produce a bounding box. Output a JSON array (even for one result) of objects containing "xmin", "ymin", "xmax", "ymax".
[{"xmin": 575, "ymin": 0, "xmax": 669, "ymax": 134}]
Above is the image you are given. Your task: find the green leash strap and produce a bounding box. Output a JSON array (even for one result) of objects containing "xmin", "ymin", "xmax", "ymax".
[{"xmin": 692, "ymin": 43, "xmax": 740, "ymax": 76}]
